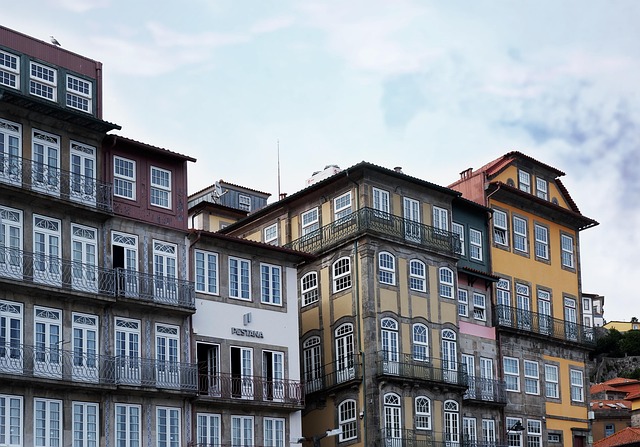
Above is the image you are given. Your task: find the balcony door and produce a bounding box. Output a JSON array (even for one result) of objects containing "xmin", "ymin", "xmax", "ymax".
[
  {"xmin": 303, "ymin": 337, "xmax": 322, "ymax": 392},
  {"xmin": 381, "ymin": 318, "xmax": 399, "ymax": 375},
  {"xmin": 71, "ymin": 224, "xmax": 97, "ymax": 292},
  {"xmin": 335, "ymin": 323, "xmax": 355, "ymax": 383},
  {"xmin": 112, "ymin": 232, "xmax": 138, "ymax": 297},
  {"xmin": 263, "ymin": 350, "xmax": 284, "ymax": 401},
  {"xmin": 156, "ymin": 324, "xmax": 180, "ymax": 388},
  {"xmin": 564, "ymin": 298, "xmax": 578, "ymax": 341},
  {"xmin": 32, "ymin": 130, "xmax": 60, "ymax": 195},
  {"xmin": 33, "ymin": 215, "xmax": 61, "ymax": 286},
  {"xmin": 72, "ymin": 313, "xmax": 98, "ymax": 383},
  {"xmin": 462, "ymin": 354, "xmax": 475, "ymax": 398},
  {"xmin": 0, "ymin": 206, "xmax": 22, "ymax": 279},
  {"xmin": 516, "ymin": 284, "xmax": 531, "ymax": 330},
  {"xmin": 115, "ymin": 318, "xmax": 140, "ymax": 385},
  {"xmin": 153, "ymin": 241, "xmax": 178, "ymax": 304},
  {"xmin": 0, "ymin": 301, "xmax": 22, "ymax": 372},
  {"xmin": 0, "ymin": 119, "xmax": 21, "ymax": 185},
  {"xmin": 442, "ymin": 330, "xmax": 458, "ymax": 383},
  {"xmin": 34, "ymin": 307, "xmax": 61, "ymax": 379},
  {"xmin": 538, "ymin": 291, "xmax": 552, "ymax": 335},
  {"xmin": 231, "ymin": 346, "xmax": 253, "ymax": 399},
  {"xmin": 70, "ymin": 142, "xmax": 96, "ymax": 205},
  {"xmin": 403, "ymin": 197, "xmax": 421, "ymax": 242},
  {"xmin": 480, "ymin": 357, "xmax": 494, "ymax": 400},
  {"xmin": 383, "ymin": 393, "xmax": 402, "ymax": 447}
]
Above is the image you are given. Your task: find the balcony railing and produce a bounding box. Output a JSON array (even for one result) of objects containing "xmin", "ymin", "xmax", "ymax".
[
  {"xmin": 463, "ymin": 377, "xmax": 507, "ymax": 404},
  {"xmin": 115, "ymin": 268, "xmax": 195, "ymax": 309},
  {"xmin": 0, "ymin": 345, "xmax": 197, "ymax": 391},
  {"xmin": 380, "ymin": 429, "xmax": 497, "ymax": 447},
  {"xmin": 303, "ymin": 354, "xmax": 361, "ymax": 394},
  {"xmin": 197, "ymin": 372, "xmax": 304, "ymax": 407},
  {"xmin": 285, "ymin": 208, "xmax": 461, "ymax": 255},
  {"xmin": 0, "ymin": 154, "xmax": 113, "ymax": 211},
  {"xmin": 375, "ymin": 351, "xmax": 468, "ymax": 387},
  {"xmin": 494, "ymin": 305, "xmax": 596, "ymax": 346}
]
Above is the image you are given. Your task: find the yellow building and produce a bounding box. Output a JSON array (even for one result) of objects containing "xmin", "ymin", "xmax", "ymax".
[
  {"xmin": 604, "ymin": 321, "xmax": 640, "ymax": 332},
  {"xmin": 450, "ymin": 152, "xmax": 598, "ymax": 447}
]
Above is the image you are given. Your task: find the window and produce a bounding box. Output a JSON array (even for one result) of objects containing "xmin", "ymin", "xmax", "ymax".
[
  {"xmin": 415, "ymin": 397, "xmax": 431, "ymax": 430},
  {"xmin": 238, "ymin": 194, "xmax": 251, "ymax": 212},
  {"xmin": 73, "ymin": 402, "xmax": 98, "ymax": 447},
  {"xmin": 231, "ymin": 416, "xmax": 253, "ymax": 447},
  {"xmin": 518, "ymin": 169, "xmax": 531, "ymax": 193},
  {"xmin": 335, "ymin": 324, "xmax": 355, "ymax": 383},
  {"xmin": 482, "ymin": 420, "xmax": 496, "ymax": 446},
  {"xmin": 0, "ymin": 119, "xmax": 22, "ymax": 185},
  {"xmin": 412, "ymin": 324, "xmax": 429, "ymax": 362},
  {"xmin": 70, "ymin": 142, "xmax": 97, "ymax": 205},
  {"xmin": 604, "ymin": 424, "xmax": 614, "ymax": 438},
  {"xmin": 230, "ymin": 347, "xmax": 253, "ymax": 398},
  {"xmin": 33, "ymin": 214, "xmax": 61, "ymax": 285},
  {"xmin": 34, "ymin": 307, "xmax": 61, "ymax": 378},
  {"xmin": 513, "ymin": 216, "xmax": 528, "ymax": 253},
  {"xmin": 338, "ymin": 400, "xmax": 357, "ymax": 441},
  {"xmin": 229, "ymin": 257, "xmax": 251, "ymax": 300},
  {"xmin": 157, "ymin": 407, "xmax": 180, "ymax": 447},
  {"xmin": 73, "ymin": 313, "xmax": 98, "ymax": 381},
  {"xmin": 32, "ymin": 130, "xmax": 60, "ymax": 195},
  {"xmin": 0, "ymin": 394, "xmax": 22, "ymax": 446},
  {"xmin": 452, "ymin": 222, "xmax": 465, "ymax": 256},
  {"xmin": 261, "ymin": 264, "xmax": 282, "ymax": 305},
  {"xmin": 548, "ymin": 433, "xmax": 562, "ymax": 444},
  {"xmin": 561, "ymin": 234, "xmax": 575, "ymax": 268},
  {"xmin": 527, "ymin": 420, "xmax": 542, "ymax": 447},
  {"xmin": 150, "ymin": 166, "xmax": 171, "ymax": 208},
  {"xmin": 156, "ymin": 324, "xmax": 180, "ymax": 388},
  {"xmin": 263, "ymin": 418, "xmax": 285, "ymax": 447},
  {"xmin": 262, "ymin": 351, "xmax": 284, "ymax": 401},
  {"xmin": 463, "ymin": 417, "xmax": 477, "ymax": 444},
  {"xmin": 34, "ymin": 398, "xmax": 62, "ymax": 447},
  {"xmin": 381, "ymin": 318, "xmax": 399, "ymax": 372},
  {"xmin": 116, "ymin": 404, "xmax": 140, "ymax": 447},
  {"xmin": 534, "ymin": 224, "xmax": 549, "ymax": 260},
  {"xmin": 570, "ymin": 370, "xmax": 584, "ymax": 402},
  {"xmin": 433, "ymin": 206, "xmax": 449, "ymax": 233},
  {"xmin": 30, "ymin": 61, "xmax": 57, "ymax": 101},
  {"xmin": 115, "ymin": 318, "xmax": 140, "ymax": 385},
  {"xmin": 444, "ymin": 400, "xmax": 459, "ymax": 445},
  {"xmin": 301, "ymin": 272, "xmax": 319, "ymax": 306},
  {"xmin": 303, "ymin": 337, "xmax": 322, "ymax": 393},
  {"xmin": 0, "ymin": 206, "xmax": 23, "ymax": 278},
  {"xmin": 469, "ymin": 228, "xmax": 482, "ymax": 261},
  {"xmin": 66, "ymin": 75, "xmax": 92, "ymax": 112},
  {"xmin": 473, "ymin": 293, "xmax": 486, "ymax": 321},
  {"xmin": 439, "ymin": 267, "xmax": 454, "ymax": 299},
  {"xmin": 506, "ymin": 417, "xmax": 523, "ymax": 447},
  {"xmin": 153, "ymin": 241, "xmax": 178, "ymax": 301},
  {"xmin": 0, "ymin": 50, "xmax": 19, "ymax": 89},
  {"xmin": 263, "ymin": 223, "xmax": 278, "ymax": 245},
  {"xmin": 333, "ymin": 257, "xmax": 351, "ymax": 292},
  {"xmin": 384, "ymin": 393, "xmax": 402, "ymax": 441},
  {"xmin": 504, "ymin": 357, "xmax": 520, "ymax": 391},
  {"xmin": 301, "ymin": 208, "xmax": 319, "ymax": 235},
  {"xmin": 524, "ymin": 360, "xmax": 539, "ymax": 395},
  {"xmin": 545, "ymin": 364, "xmax": 559, "ymax": 399},
  {"xmin": 114, "ymin": 156, "xmax": 136, "ymax": 200},
  {"xmin": 378, "ymin": 252, "xmax": 396, "ymax": 285},
  {"xmin": 195, "ymin": 250, "xmax": 218, "ymax": 295},
  {"xmin": 72, "ymin": 223, "xmax": 98, "ymax": 292},
  {"xmin": 441, "ymin": 330, "xmax": 458, "ymax": 383},
  {"xmin": 373, "ymin": 187, "xmax": 390, "ymax": 216},
  {"xmin": 458, "ymin": 290, "xmax": 469, "ymax": 317},
  {"xmin": 0, "ymin": 301, "xmax": 23, "ymax": 370},
  {"xmin": 197, "ymin": 413, "xmax": 220, "ymax": 447},
  {"xmin": 536, "ymin": 177, "xmax": 548, "ymax": 200},
  {"xmin": 493, "ymin": 210, "xmax": 508, "ymax": 246},
  {"xmin": 334, "ymin": 192, "xmax": 352, "ymax": 220},
  {"xmin": 409, "ymin": 260, "xmax": 426, "ymax": 292}
]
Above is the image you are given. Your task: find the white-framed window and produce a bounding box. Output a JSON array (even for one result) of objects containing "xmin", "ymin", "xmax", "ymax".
[
  {"xmin": 463, "ymin": 417, "xmax": 477, "ymax": 443},
  {"xmin": 263, "ymin": 417, "xmax": 285, "ymax": 447},
  {"xmin": 195, "ymin": 250, "xmax": 218, "ymax": 295},
  {"xmin": 493, "ymin": 209, "xmax": 508, "ymax": 246},
  {"xmin": 0, "ymin": 50, "xmax": 20, "ymax": 89},
  {"xmin": 469, "ymin": 228, "xmax": 482, "ymax": 261},
  {"xmin": 338, "ymin": 399, "xmax": 357, "ymax": 441},
  {"xmin": 527, "ymin": 420, "xmax": 542, "ymax": 447},
  {"xmin": 482, "ymin": 419, "xmax": 496, "ymax": 445},
  {"xmin": 263, "ymin": 223, "xmax": 278, "ymax": 245},
  {"xmin": 150, "ymin": 166, "xmax": 171, "ymax": 208},
  {"xmin": 0, "ymin": 119, "xmax": 22, "ymax": 185},
  {"xmin": 0, "ymin": 301, "xmax": 23, "ymax": 370},
  {"xmin": 0, "ymin": 394, "xmax": 22, "ymax": 446},
  {"xmin": 30, "ymin": 61, "xmax": 57, "ymax": 101},
  {"xmin": 444, "ymin": 400, "xmax": 460, "ymax": 445},
  {"xmin": 570, "ymin": 369, "xmax": 584, "ymax": 402},
  {"xmin": 34, "ymin": 306, "xmax": 62, "ymax": 377},
  {"xmin": 415, "ymin": 396, "xmax": 431, "ymax": 430},
  {"xmin": 230, "ymin": 347, "xmax": 253, "ymax": 398},
  {"xmin": 70, "ymin": 142, "xmax": 97, "ymax": 205},
  {"xmin": 506, "ymin": 417, "xmax": 523, "ymax": 447},
  {"xmin": 303, "ymin": 337, "xmax": 322, "ymax": 392},
  {"xmin": 452, "ymin": 222, "xmax": 465, "ymax": 256},
  {"xmin": 0, "ymin": 205, "xmax": 23, "ymax": 278},
  {"xmin": 335, "ymin": 323, "xmax": 354, "ymax": 383},
  {"xmin": 334, "ymin": 192, "xmax": 352, "ymax": 220},
  {"xmin": 33, "ymin": 214, "xmax": 61, "ymax": 284},
  {"xmin": 518, "ymin": 169, "xmax": 531, "ymax": 193},
  {"xmin": 157, "ymin": 406, "xmax": 181, "ymax": 447},
  {"xmin": 433, "ymin": 206, "xmax": 449, "ymax": 232},
  {"xmin": 458, "ymin": 289, "xmax": 469, "ymax": 317},
  {"xmin": 32, "ymin": 130, "xmax": 60, "ymax": 195},
  {"xmin": 301, "ymin": 208, "xmax": 319, "ymax": 235},
  {"xmin": 156, "ymin": 324, "xmax": 180, "ymax": 388},
  {"xmin": 231, "ymin": 415, "xmax": 253, "ymax": 447},
  {"xmin": 513, "ymin": 216, "xmax": 528, "ymax": 253},
  {"xmin": 549, "ymin": 433, "xmax": 562, "ymax": 444},
  {"xmin": 545, "ymin": 364, "xmax": 559, "ymax": 398},
  {"xmin": 72, "ymin": 313, "xmax": 98, "ymax": 381},
  {"xmin": 238, "ymin": 194, "xmax": 251, "ymax": 212},
  {"xmin": 333, "ymin": 257, "xmax": 351, "ymax": 292},
  {"xmin": 504, "ymin": 357, "xmax": 520, "ymax": 392},
  {"xmin": 153, "ymin": 240, "xmax": 177, "ymax": 301},
  {"xmin": 372, "ymin": 187, "xmax": 390, "ymax": 216},
  {"xmin": 34, "ymin": 398, "xmax": 62, "ymax": 447},
  {"xmin": 66, "ymin": 74, "xmax": 92, "ymax": 113},
  {"xmin": 229, "ymin": 256, "xmax": 251, "ymax": 300},
  {"xmin": 536, "ymin": 177, "xmax": 548, "ymax": 200},
  {"xmin": 71, "ymin": 223, "xmax": 98, "ymax": 292},
  {"xmin": 439, "ymin": 267, "xmax": 454, "ymax": 299},
  {"xmin": 378, "ymin": 251, "xmax": 396, "ymax": 285},
  {"xmin": 196, "ymin": 413, "xmax": 220, "ymax": 447},
  {"xmin": 115, "ymin": 404, "xmax": 140, "ymax": 447},
  {"xmin": 409, "ymin": 259, "xmax": 426, "ymax": 292},
  {"xmin": 113, "ymin": 156, "xmax": 136, "ymax": 200},
  {"xmin": 412, "ymin": 324, "xmax": 429, "ymax": 362},
  {"xmin": 534, "ymin": 224, "xmax": 549, "ymax": 260},
  {"xmin": 260, "ymin": 263, "xmax": 282, "ymax": 305},
  {"xmin": 561, "ymin": 234, "xmax": 575, "ymax": 268},
  {"xmin": 73, "ymin": 401, "xmax": 99, "ymax": 447},
  {"xmin": 473, "ymin": 293, "xmax": 486, "ymax": 321},
  {"xmin": 115, "ymin": 317, "xmax": 140, "ymax": 385},
  {"xmin": 301, "ymin": 272, "xmax": 319, "ymax": 306},
  {"xmin": 524, "ymin": 360, "xmax": 539, "ymax": 395}
]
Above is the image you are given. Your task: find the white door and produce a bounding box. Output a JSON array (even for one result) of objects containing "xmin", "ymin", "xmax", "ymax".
[
  {"xmin": 32, "ymin": 130, "xmax": 60, "ymax": 195},
  {"xmin": 34, "ymin": 307, "xmax": 62, "ymax": 378},
  {"xmin": 403, "ymin": 197, "xmax": 421, "ymax": 242},
  {"xmin": 516, "ymin": 284, "xmax": 531, "ymax": 330},
  {"xmin": 0, "ymin": 301, "xmax": 22, "ymax": 372},
  {"xmin": 496, "ymin": 279, "xmax": 511, "ymax": 325},
  {"xmin": 72, "ymin": 313, "xmax": 99, "ymax": 382},
  {"xmin": 70, "ymin": 143, "xmax": 96, "ymax": 205},
  {"xmin": 263, "ymin": 351, "xmax": 284, "ymax": 401},
  {"xmin": 335, "ymin": 324, "xmax": 355, "ymax": 383},
  {"xmin": 153, "ymin": 241, "xmax": 178, "ymax": 304},
  {"xmin": 0, "ymin": 121, "xmax": 21, "ymax": 185},
  {"xmin": 71, "ymin": 224, "xmax": 97, "ymax": 292},
  {"xmin": 538, "ymin": 292, "xmax": 552, "ymax": 335},
  {"xmin": 442, "ymin": 330, "xmax": 458, "ymax": 383},
  {"xmin": 565, "ymin": 298, "xmax": 578, "ymax": 341},
  {"xmin": 115, "ymin": 318, "xmax": 140, "ymax": 385},
  {"xmin": 381, "ymin": 319, "xmax": 399, "ymax": 375},
  {"xmin": 112, "ymin": 232, "xmax": 138, "ymax": 297},
  {"xmin": 0, "ymin": 206, "xmax": 22, "ymax": 279},
  {"xmin": 156, "ymin": 324, "xmax": 180, "ymax": 387},
  {"xmin": 33, "ymin": 215, "xmax": 61, "ymax": 286},
  {"xmin": 384, "ymin": 394, "xmax": 402, "ymax": 447}
]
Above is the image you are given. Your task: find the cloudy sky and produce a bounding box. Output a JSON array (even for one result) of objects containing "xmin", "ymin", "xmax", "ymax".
[{"xmin": 5, "ymin": 0, "xmax": 639, "ymax": 322}]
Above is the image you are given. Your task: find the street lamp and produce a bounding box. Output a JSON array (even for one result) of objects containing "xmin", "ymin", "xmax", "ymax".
[
  {"xmin": 294, "ymin": 428, "xmax": 342, "ymax": 447},
  {"xmin": 507, "ymin": 421, "xmax": 525, "ymax": 434}
]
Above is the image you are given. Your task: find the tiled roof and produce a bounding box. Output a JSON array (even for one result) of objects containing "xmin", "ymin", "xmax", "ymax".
[
  {"xmin": 594, "ymin": 427, "xmax": 640, "ymax": 447},
  {"xmin": 591, "ymin": 399, "xmax": 631, "ymax": 410},
  {"xmin": 591, "ymin": 384, "xmax": 621, "ymax": 394},
  {"xmin": 605, "ymin": 378, "xmax": 640, "ymax": 386},
  {"xmin": 107, "ymin": 135, "xmax": 196, "ymax": 162}
]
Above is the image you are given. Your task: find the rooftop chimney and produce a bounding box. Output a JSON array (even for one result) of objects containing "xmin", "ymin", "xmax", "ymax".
[
  {"xmin": 394, "ymin": 167, "xmax": 403, "ymax": 173},
  {"xmin": 460, "ymin": 168, "xmax": 473, "ymax": 179}
]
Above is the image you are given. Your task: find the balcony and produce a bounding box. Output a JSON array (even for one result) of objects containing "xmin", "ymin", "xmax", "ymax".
[
  {"xmin": 115, "ymin": 268, "xmax": 195, "ymax": 310},
  {"xmin": 0, "ymin": 154, "xmax": 113, "ymax": 212},
  {"xmin": 463, "ymin": 377, "xmax": 507, "ymax": 405},
  {"xmin": 284, "ymin": 208, "xmax": 461, "ymax": 256},
  {"xmin": 375, "ymin": 352, "xmax": 468, "ymax": 388},
  {"xmin": 494, "ymin": 305, "xmax": 596, "ymax": 347},
  {"xmin": 0, "ymin": 345, "xmax": 197, "ymax": 392},
  {"xmin": 197, "ymin": 373, "xmax": 304, "ymax": 408},
  {"xmin": 303, "ymin": 354, "xmax": 362, "ymax": 395}
]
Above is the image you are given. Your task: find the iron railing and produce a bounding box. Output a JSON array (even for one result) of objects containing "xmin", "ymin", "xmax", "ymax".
[
  {"xmin": 0, "ymin": 154, "xmax": 113, "ymax": 211},
  {"xmin": 494, "ymin": 305, "xmax": 596, "ymax": 346},
  {"xmin": 115, "ymin": 268, "xmax": 195, "ymax": 309},
  {"xmin": 197, "ymin": 372, "xmax": 304, "ymax": 407},
  {"xmin": 375, "ymin": 351, "xmax": 468, "ymax": 387},
  {"xmin": 285, "ymin": 208, "xmax": 461, "ymax": 255},
  {"xmin": 302, "ymin": 354, "xmax": 361, "ymax": 394},
  {"xmin": 379, "ymin": 429, "xmax": 501, "ymax": 447},
  {"xmin": 463, "ymin": 377, "xmax": 507, "ymax": 404}
]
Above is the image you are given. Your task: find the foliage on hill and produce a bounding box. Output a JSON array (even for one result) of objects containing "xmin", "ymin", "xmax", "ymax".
[
  {"xmin": 590, "ymin": 328, "xmax": 640, "ymax": 382},
  {"xmin": 592, "ymin": 329, "xmax": 640, "ymax": 358}
]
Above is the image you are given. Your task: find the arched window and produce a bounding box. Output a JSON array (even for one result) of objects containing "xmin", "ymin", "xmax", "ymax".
[
  {"xmin": 384, "ymin": 393, "xmax": 402, "ymax": 441},
  {"xmin": 409, "ymin": 259, "xmax": 426, "ymax": 292},
  {"xmin": 335, "ymin": 323, "xmax": 355, "ymax": 383},
  {"xmin": 338, "ymin": 399, "xmax": 357, "ymax": 441},
  {"xmin": 444, "ymin": 400, "xmax": 459, "ymax": 445},
  {"xmin": 303, "ymin": 336, "xmax": 322, "ymax": 392},
  {"xmin": 381, "ymin": 318, "xmax": 399, "ymax": 374},
  {"xmin": 439, "ymin": 267, "xmax": 454, "ymax": 299},
  {"xmin": 378, "ymin": 252, "xmax": 396, "ymax": 285},
  {"xmin": 412, "ymin": 324, "xmax": 429, "ymax": 362},
  {"xmin": 441, "ymin": 329, "xmax": 458, "ymax": 383},
  {"xmin": 415, "ymin": 396, "xmax": 431, "ymax": 430},
  {"xmin": 333, "ymin": 257, "xmax": 351, "ymax": 292},
  {"xmin": 301, "ymin": 272, "xmax": 318, "ymax": 306}
]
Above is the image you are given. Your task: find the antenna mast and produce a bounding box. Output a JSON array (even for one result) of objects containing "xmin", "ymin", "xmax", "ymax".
[{"xmin": 277, "ymin": 139, "xmax": 281, "ymax": 199}]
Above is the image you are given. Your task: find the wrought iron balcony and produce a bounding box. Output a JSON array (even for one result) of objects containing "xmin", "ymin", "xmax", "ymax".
[
  {"xmin": 494, "ymin": 305, "xmax": 596, "ymax": 346},
  {"xmin": 463, "ymin": 377, "xmax": 507, "ymax": 404},
  {"xmin": 375, "ymin": 351, "xmax": 468, "ymax": 388},
  {"xmin": 284, "ymin": 208, "xmax": 461, "ymax": 255},
  {"xmin": 115, "ymin": 268, "xmax": 195, "ymax": 310},
  {"xmin": 0, "ymin": 154, "xmax": 113, "ymax": 211},
  {"xmin": 379, "ymin": 429, "xmax": 485, "ymax": 447},
  {"xmin": 197, "ymin": 372, "xmax": 304, "ymax": 408},
  {"xmin": 302, "ymin": 354, "xmax": 361, "ymax": 395},
  {"xmin": 115, "ymin": 356, "xmax": 197, "ymax": 391}
]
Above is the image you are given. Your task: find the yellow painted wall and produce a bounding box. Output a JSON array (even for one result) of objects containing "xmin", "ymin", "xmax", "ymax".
[{"xmin": 493, "ymin": 165, "xmax": 572, "ymax": 211}]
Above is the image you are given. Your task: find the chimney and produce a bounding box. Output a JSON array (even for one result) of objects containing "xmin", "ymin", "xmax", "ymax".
[
  {"xmin": 279, "ymin": 193, "xmax": 287, "ymax": 200},
  {"xmin": 460, "ymin": 168, "xmax": 473, "ymax": 179},
  {"xmin": 394, "ymin": 167, "xmax": 403, "ymax": 173}
]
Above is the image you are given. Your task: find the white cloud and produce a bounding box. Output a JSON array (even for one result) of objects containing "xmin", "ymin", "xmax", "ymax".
[{"xmin": 48, "ymin": 0, "xmax": 109, "ymax": 13}]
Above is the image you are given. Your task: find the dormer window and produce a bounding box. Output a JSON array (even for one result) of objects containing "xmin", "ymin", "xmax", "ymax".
[
  {"xmin": 66, "ymin": 75, "xmax": 92, "ymax": 113},
  {"xmin": 535, "ymin": 177, "xmax": 548, "ymax": 200},
  {"xmin": 518, "ymin": 170, "xmax": 531, "ymax": 193},
  {"xmin": 0, "ymin": 50, "xmax": 19, "ymax": 89},
  {"xmin": 30, "ymin": 62, "xmax": 57, "ymax": 101}
]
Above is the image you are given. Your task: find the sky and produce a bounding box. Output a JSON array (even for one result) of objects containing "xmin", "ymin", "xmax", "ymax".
[{"xmin": 4, "ymin": 0, "xmax": 639, "ymax": 322}]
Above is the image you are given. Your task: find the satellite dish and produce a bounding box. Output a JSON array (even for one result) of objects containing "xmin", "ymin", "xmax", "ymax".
[{"xmin": 212, "ymin": 181, "xmax": 227, "ymax": 204}]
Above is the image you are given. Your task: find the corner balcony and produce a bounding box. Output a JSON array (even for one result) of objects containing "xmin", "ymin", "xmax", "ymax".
[
  {"xmin": 115, "ymin": 268, "xmax": 195, "ymax": 310},
  {"xmin": 284, "ymin": 208, "xmax": 461, "ymax": 256},
  {"xmin": 494, "ymin": 305, "xmax": 596, "ymax": 347},
  {"xmin": 0, "ymin": 155, "xmax": 113, "ymax": 212},
  {"xmin": 304, "ymin": 354, "xmax": 362, "ymax": 395},
  {"xmin": 197, "ymin": 373, "xmax": 305, "ymax": 409},
  {"xmin": 463, "ymin": 377, "xmax": 507, "ymax": 405},
  {"xmin": 375, "ymin": 351, "xmax": 468, "ymax": 389}
]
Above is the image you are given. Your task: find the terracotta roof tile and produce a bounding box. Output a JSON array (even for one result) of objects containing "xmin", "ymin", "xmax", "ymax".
[{"xmin": 594, "ymin": 427, "xmax": 640, "ymax": 447}]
